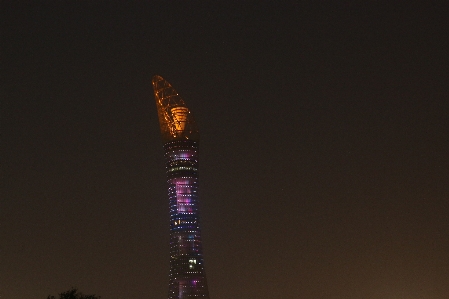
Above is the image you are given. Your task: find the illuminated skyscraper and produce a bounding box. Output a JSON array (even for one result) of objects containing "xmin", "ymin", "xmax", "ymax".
[{"xmin": 152, "ymin": 75, "xmax": 210, "ymax": 299}]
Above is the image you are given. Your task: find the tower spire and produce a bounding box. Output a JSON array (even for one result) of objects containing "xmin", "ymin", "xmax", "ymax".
[{"xmin": 152, "ymin": 75, "xmax": 199, "ymax": 142}]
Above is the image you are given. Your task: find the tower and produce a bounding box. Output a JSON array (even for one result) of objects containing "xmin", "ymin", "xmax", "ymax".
[{"xmin": 152, "ymin": 75, "xmax": 211, "ymax": 299}]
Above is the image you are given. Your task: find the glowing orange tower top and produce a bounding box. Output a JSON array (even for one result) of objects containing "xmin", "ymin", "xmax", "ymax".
[{"xmin": 152, "ymin": 75, "xmax": 199, "ymax": 143}]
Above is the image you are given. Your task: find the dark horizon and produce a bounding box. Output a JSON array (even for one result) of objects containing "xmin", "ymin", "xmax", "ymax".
[{"xmin": 2, "ymin": 2, "xmax": 448, "ymax": 299}]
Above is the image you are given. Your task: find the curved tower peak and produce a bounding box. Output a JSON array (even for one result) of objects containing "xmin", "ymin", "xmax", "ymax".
[{"xmin": 152, "ymin": 75, "xmax": 199, "ymax": 142}]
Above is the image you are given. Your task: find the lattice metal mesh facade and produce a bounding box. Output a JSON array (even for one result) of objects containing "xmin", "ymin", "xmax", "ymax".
[
  {"xmin": 153, "ymin": 75, "xmax": 199, "ymax": 143},
  {"xmin": 153, "ymin": 76, "xmax": 210, "ymax": 299}
]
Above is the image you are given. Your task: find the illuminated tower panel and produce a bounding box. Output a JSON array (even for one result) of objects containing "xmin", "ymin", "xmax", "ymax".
[{"xmin": 153, "ymin": 76, "xmax": 210, "ymax": 299}]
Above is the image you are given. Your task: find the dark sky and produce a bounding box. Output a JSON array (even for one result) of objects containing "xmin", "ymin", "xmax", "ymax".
[{"xmin": 2, "ymin": 2, "xmax": 448, "ymax": 299}]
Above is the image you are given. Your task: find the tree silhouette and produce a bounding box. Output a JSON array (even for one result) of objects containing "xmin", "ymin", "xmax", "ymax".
[{"xmin": 47, "ymin": 288, "xmax": 101, "ymax": 299}]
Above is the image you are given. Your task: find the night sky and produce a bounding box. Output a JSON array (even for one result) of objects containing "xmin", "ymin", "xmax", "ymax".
[{"xmin": 2, "ymin": 2, "xmax": 449, "ymax": 299}]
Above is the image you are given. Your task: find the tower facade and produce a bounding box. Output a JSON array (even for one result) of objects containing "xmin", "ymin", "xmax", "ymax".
[{"xmin": 152, "ymin": 75, "xmax": 210, "ymax": 299}]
